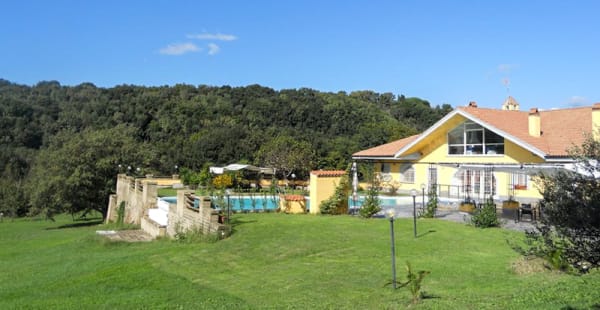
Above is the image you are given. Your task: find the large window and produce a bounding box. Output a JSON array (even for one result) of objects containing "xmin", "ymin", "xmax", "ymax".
[
  {"xmin": 399, "ymin": 164, "xmax": 415, "ymax": 183},
  {"xmin": 512, "ymin": 172, "xmax": 528, "ymax": 190},
  {"xmin": 448, "ymin": 121, "xmax": 504, "ymax": 155}
]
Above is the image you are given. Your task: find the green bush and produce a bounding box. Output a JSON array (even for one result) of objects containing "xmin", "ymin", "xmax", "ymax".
[
  {"xmin": 320, "ymin": 174, "xmax": 350, "ymax": 215},
  {"xmin": 420, "ymin": 186, "xmax": 438, "ymax": 218},
  {"xmin": 359, "ymin": 184, "xmax": 381, "ymax": 218},
  {"xmin": 388, "ymin": 261, "xmax": 430, "ymax": 304},
  {"xmin": 470, "ymin": 199, "xmax": 499, "ymax": 228},
  {"xmin": 512, "ymin": 226, "xmax": 571, "ymax": 272}
]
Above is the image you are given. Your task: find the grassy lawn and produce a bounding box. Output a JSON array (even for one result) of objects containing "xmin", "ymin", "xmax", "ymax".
[{"xmin": 0, "ymin": 214, "xmax": 598, "ymax": 309}]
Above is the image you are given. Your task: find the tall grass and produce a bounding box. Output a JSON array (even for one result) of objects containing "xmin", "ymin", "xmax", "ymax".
[{"xmin": 0, "ymin": 214, "xmax": 598, "ymax": 309}]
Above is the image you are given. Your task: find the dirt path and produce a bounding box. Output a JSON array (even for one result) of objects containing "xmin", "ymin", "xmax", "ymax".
[{"xmin": 96, "ymin": 230, "xmax": 154, "ymax": 242}]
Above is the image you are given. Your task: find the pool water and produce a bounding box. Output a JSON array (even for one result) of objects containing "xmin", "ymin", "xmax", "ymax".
[
  {"xmin": 158, "ymin": 195, "xmax": 287, "ymax": 212},
  {"xmin": 158, "ymin": 195, "xmax": 416, "ymax": 212}
]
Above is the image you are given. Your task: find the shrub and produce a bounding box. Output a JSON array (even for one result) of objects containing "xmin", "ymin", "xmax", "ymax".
[
  {"xmin": 116, "ymin": 201, "xmax": 126, "ymax": 226},
  {"xmin": 320, "ymin": 174, "xmax": 350, "ymax": 215},
  {"xmin": 522, "ymin": 136, "xmax": 600, "ymax": 272},
  {"xmin": 358, "ymin": 186, "xmax": 381, "ymax": 218},
  {"xmin": 388, "ymin": 261, "xmax": 430, "ymax": 304},
  {"xmin": 511, "ymin": 225, "xmax": 571, "ymax": 272},
  {"xmin": 470, "ymin": 198, "xmax": 499, "ymax": 228},
  {"xmin": 420, "ymin": 186, "xmax": 438, "ymax": 218}
]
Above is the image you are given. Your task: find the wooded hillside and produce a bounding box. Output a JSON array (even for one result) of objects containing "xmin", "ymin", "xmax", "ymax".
[{"xmin": 0, "ymin": 79, "xmax": 452, "ymax": 217}]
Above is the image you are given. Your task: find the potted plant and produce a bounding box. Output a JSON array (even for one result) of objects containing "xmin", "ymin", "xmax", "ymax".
[
  {"xmin": 459, "ymin": 199, "xmax": 476, "ymax": 213},
  {"xmin": 501, "ymin": 196, "xmax": 519, "ymax": 221}
]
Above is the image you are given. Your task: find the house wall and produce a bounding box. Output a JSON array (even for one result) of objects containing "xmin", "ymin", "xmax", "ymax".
[
  {"xmin": 309, "ymin": 173, "xmax": 342, "ymax": 214},
  {"xmin": 371, "ymin": 115, "xmax": 546, "ymax": 202}
]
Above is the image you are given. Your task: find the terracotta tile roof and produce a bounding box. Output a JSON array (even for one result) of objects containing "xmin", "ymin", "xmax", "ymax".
[
  {"xmin": 352, "ymin": 134, "xmax": 420, "ymax": 157},
  {"xmin": 310, "ymin": 170, "xmax": 347, "ymax": 177},
  {"xmin": 458, "ymin": 106, "xmax": 592, "ymax": 156},
  {"xmin": 281, "ymin": 194, "xmax": 306, "ymax": 201},
  {"xmin": 352, "ymin": 104, "xmax": 595, "ymax": 159}
]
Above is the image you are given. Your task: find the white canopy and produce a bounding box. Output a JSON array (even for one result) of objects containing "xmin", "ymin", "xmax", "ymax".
[
  {"xmin": 440, "ymin": 162, "xmax": 600, "ymax": 178},
  {"xmin": 210, "ymin": 164, "xmax": 275, "ymax": 175}
]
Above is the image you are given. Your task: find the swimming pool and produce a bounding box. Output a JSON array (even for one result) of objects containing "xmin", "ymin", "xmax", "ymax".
[
  {"xmin": 158, "ymin": 195, "xmax": 286, "ymax": 212},
  {"xmin": 158, "ymin": 195, "xmax": 418, "ymax": 212}
]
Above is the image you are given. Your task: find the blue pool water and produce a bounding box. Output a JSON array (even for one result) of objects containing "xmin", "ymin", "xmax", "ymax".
[
  {"xmin": 158, "ymin": 195, "xmax": 415, "ymax": 212},
  {"xmin": 159, "ymin": 195, "xmax": 287, "ymax": 212}
]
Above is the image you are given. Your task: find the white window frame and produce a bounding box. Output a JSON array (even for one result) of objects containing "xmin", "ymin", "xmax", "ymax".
[
  {"xmin": 447, "ymin": 121, "xmax": 504, "ymax": 156},
  {"xmin": 399, "ymin": 164, "xmax": 415, "ymax": 184}
]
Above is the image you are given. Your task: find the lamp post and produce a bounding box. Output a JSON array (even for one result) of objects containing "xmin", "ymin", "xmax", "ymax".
[
  {"xmin": 291, "ymin": 173, "xmax": 296, "ymax": 190},
  {"xmin": 386, "ymin": 208, "xmax": 397, "ymax": 289},
  {"xmin": 226, "ymin": 189, "xmax": 231, "ymax": 224},
  {"xmin": 351, "ymin": 162, "xmax": 357, "ymax": 214},
  {"xmin": 411, "ymin": 189, "xmax": 417, "ymax": 238},
  {"xmin": 420, "ymin": 183, "xmax": 426, "ymax": 211}
]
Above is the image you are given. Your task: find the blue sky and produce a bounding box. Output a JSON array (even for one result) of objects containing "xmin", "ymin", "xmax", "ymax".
[{"xmin": 1, "ymin": 0, "xmax": 599, "ymax": 110}]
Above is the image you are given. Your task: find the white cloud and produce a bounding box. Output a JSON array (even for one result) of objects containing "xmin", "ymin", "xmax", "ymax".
[
  {"xmin": 498, "ymin": 63, "xmax": 519, "ymax": 74},
  {"xmin": 187, "ymin": 33, "xmax": 238, "ymax": 41},
  {"xmin": 568, "ymin": 95, "xmax": 588, "ymax": 106},
  {"xmin": 207, "ymin": 43, "xmax": 220, "ymax": 55},
  {"xmin": 159, "ymin": 43, "xmax": 201, "ymax": 55}
]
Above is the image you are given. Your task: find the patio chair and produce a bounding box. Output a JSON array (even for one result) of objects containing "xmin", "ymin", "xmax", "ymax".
[{"xmin": 518, "ymin": 203, "xmax": 534, "ymax": 222}]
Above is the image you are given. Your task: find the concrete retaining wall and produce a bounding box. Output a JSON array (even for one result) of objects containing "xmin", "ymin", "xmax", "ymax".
[
  {"xmin": 166, "ymin": 190, "xmax": 229, "ymax": 238},
  {"xmin": 141, "ymin": 216, "xmax": 166, "ymax": 238},
  {"xmin": 107, "ymin": 175, "xmax": 229, "ymax": 239},
  {"xmin": 106, "ymin": 174, "xmax": 157, "ymax": 225}
]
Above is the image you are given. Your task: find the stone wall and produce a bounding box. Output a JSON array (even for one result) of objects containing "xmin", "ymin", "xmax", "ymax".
[
  {"xmin": 141, "ymin": 216, "xmax": 166, "ymax": 238},
  {"xmin": 106, "ymin": 174, "xmax": 157, "ymax": 225},
  {"xmin": 107, "ymin": 174, "xmax": 229, "ymax": 239},
  {"xmin": 166, "ymin": 190, "xmax": 229, "ymax": 238}
]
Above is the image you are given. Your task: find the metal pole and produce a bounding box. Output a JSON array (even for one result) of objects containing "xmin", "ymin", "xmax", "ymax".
[
  {"xmin": 412, "ymin": 195, "xmax": 417, "ymax": 238},
  {"xmin": 227, "ymin": 194, "xmax": 231, "ymax": 224},
  {"xmin": 389, "ymin": 217, "xmax": 397, "ymax": 289},
  {"xmin": 421, "ymin": 188, "xmax": 425, "ymax": 211}
]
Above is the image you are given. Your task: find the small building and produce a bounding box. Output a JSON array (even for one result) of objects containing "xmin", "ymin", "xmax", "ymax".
[{"xmin": 352, "ymin": 98, "xmax": 600, "ymax": 203}]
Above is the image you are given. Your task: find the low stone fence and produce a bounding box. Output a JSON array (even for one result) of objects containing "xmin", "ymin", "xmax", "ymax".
[
  {"xmin": 107, "ymin": 174, "xmax": 228, "ymax": 240},
  {"xmin": 106, "ymin": 174, "xmax": 157, "ymax": 225},
  {"xmin": 141, "ymin": 216, "xmax": 167, "ymax": 238},
  {"xmin": 166, "ymin": 191, "xmax": 229, "ymax": 238}
]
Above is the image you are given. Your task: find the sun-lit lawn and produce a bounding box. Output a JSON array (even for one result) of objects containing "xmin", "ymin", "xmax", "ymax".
[{"xmin": 0, "ymin": 213, "xmax": 598, "ymax": 309}]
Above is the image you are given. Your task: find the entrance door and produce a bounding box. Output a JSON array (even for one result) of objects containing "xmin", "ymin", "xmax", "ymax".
[{"xmin": 453, "ymin": 168, "xmax": 496, "ymax": 201}]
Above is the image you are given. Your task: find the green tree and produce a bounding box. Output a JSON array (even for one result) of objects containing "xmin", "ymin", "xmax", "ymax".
[
  {"xmin": 359, "ymin": 165, "xmax": 382, "ymax": 218},
  {"xmin": 527, "ymin": 136, "xmax": 600, "ymax": 271},
  {"xmin": 255, "ymin": 135, "xmax": 315, "ymax": 182},
  {"xmin": 26, "ymin": 126, "xmax": 156, "ymax": 219}
]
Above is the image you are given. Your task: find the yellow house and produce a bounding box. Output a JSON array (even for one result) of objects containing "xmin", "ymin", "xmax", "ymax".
[{"xmin": 352, "ymin": 97, "xmax": 600, "ymax": 203}]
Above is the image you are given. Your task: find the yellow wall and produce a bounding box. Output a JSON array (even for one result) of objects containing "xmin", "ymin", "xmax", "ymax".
[
  {"xmin": 309, "ymin": 173, "xmax": 342, "ymax": 214},
  {"xmin": 371, "ymin": 114, "xmax": 545, "ymax": 201},
  {"xmin": 279, "ymin": 196, "xmax": 307, "ymax": 214}
]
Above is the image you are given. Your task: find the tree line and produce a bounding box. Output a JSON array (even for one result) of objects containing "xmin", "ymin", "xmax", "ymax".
[{"xmin": 0, "ymin": 79, "xmax": 452, "ymax": 218}]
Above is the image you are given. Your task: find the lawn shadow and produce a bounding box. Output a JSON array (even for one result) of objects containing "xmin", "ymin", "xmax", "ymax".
[
  {"xmin": 227, "ymin": 217, "xmax": 258, "ymax": 235},
  {"xmin": 421, "ymin": 292, "xmax": 441, "ymax": 300},
  {"xmin": 46, "ymin": 218, "xmax": 104, "ymax": 230},
  {"xmin": 417, "ymin": 229, "xmax": 436, "ymax": 238}
]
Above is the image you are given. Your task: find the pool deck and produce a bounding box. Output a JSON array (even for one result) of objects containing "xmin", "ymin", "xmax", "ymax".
[{"xmin": 367, "ymin": 196, "xmax": 537, "ymax": 232}]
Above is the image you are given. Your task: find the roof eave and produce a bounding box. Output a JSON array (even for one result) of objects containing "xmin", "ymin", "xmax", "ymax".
[
  {"xmin": 393, "ymin": 110, "xmax": 461, "ymax": 157},
  {"xmin": 352, "ymin": 155, "xmax": 397, "ymax": 161}
]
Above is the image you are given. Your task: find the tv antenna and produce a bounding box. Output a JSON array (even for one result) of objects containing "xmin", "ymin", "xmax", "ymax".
[{"xmin": 502, "ymin": 78, "xmax": 510, "ymax": 95}]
